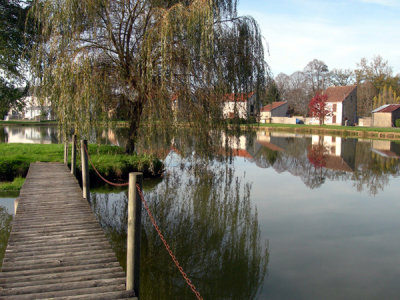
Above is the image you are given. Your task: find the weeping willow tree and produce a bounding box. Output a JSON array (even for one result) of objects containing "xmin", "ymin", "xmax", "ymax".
[{"xmin": 30, "ymin": 0, "xmax": 268, "ymax": 153}]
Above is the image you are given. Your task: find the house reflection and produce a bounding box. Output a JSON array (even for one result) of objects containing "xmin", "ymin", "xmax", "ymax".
[
  {"xmin": 371, "ymin": 140, "xmax": 400, "ymax": 159},
  {"xmin": 3, "ymin": 126, "xmax": 58, "ymax": 144},
  {"xmin": 310, "ymin": 135, "xmax": 356, "ymax": 173}
]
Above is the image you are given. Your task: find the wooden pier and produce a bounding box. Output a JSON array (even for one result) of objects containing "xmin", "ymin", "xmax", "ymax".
[{"xmin": 0, "ymin": 162, "xmax": 137, "ymax": 299}]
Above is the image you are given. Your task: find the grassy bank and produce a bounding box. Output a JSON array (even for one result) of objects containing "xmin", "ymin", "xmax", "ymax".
[
  {"xmin": 0, "ymin": 177, "xmax": 25, "ymax": 192},
  {"xmin": 0, "ymin": 120, "xmax": 57, "ymax": 126},
  {"xmin": 248, "ymin": 123, "xmax": 400, "ymax": 140},
  {"xmin": 0, "ymin": 143, "xmax": 163, "ymax": 190}
]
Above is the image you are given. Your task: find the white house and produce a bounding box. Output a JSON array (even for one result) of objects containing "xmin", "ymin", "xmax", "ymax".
[
  {"xmin": 4, "ymin": 96, "xmax": 52, "ymax": 121},
  {"xmin": 322, "ymin": 85, "xmax": 357, "ymax": 125},
  {"xmin": 222, "ymin": 92, "xmax": 255, "ymax": 119}
]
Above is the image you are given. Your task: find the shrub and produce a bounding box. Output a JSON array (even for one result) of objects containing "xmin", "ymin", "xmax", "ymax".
[{"xmin": 395, "ymin": 119, "xmax": 400, "ymax": 127}]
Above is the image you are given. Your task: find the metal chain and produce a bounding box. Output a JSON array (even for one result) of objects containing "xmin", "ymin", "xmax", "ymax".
[
  {"xmin": 136, "ymin": 184, "xmax": 204, "ymax": 300},
  {"xmin": 82, "ymin": 142, "xmax": 203, "ymax": 299},
  {"xmin": 83, "ymin": 143, "xmax": 129, "ymax": 187}
]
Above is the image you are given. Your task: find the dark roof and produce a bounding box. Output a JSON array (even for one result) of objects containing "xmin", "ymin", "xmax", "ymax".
[
  {"xmin": 372, "ymin": 104, "xmax": 400, "ymax": 113},
  {"xmin": 323, "ymin": 85, "xmax": 357, "ymax": 103},
  {"xmin": 260, "ymin": 101, "xmax": 287, "ymax": 112}
]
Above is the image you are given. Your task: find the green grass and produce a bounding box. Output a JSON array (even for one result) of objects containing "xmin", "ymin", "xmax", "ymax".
[
  {"xmin": 0, "ymin": 144, "xmax": 163, "ymax": 185},
  {"xmin": 0, "ymin": 177, "xmax": 25, "ymax": 192},
  {"xmin": 0, "ymin": 120, "xmax": 57, "ymax": 126},
  {"xmin": 250, "ymin": 123, "xmax": 400, "ymax": 133}
]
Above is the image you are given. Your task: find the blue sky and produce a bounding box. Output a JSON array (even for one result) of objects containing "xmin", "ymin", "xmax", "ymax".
[{"xmin": 238, "ymin": 0, "xmax": 400, "ymax": 76}]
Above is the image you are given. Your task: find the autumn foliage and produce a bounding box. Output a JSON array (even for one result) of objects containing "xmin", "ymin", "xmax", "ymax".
[
  {"xmin": 307, "ymin": 144, "xmax": 327, "ymax": 168},
  {"xmin": 308, "ymin": 92, "xmax": 330, "ymax": 125}
]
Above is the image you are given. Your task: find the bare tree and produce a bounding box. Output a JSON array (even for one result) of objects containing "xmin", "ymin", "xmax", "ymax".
[
  {"xmin": 329, "ymin": 68, "xmax": 355, "ymax": 86},
  {"xmin": 275, "ymin": 72, "xmax": 290, "ymax": 101},
  {"xmin": 303, "ymin": 59, "xmax": 329, "ymax": 93}
]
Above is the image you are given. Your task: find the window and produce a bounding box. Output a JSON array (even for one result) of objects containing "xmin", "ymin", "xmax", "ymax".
[{"xmin": 333, "ymin": 104, "xmax": 337, "ymax": 112}]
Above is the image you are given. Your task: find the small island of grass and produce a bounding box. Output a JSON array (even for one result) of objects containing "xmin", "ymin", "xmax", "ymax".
[{"xmin": 0, "ymin": 143, "xmax": 163, "ymax": 192}]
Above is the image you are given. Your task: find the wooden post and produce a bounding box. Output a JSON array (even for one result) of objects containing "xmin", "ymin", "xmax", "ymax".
[
  {"xmin": 71, "ymin": 135, "xmax": 77, "ymax": 176},
  {"xmin": 14, "ymin": 198, "xmax": 19, "ymax": 215},
  {"xmin": 64, "ymin": 140, "xmax": 68, "ymax": 165},
  {"xmin": 126, "ymin": 172, "xmax": 143, "ymax": 296},
  {"xmin": 81, "ymin": 140, "xmax": 90, "ymax": 201}
]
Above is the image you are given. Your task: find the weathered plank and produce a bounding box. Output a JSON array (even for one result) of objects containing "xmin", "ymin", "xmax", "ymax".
[{"xmin": 0, "ymin": 162, "xmax": 137, "ymax": 299}]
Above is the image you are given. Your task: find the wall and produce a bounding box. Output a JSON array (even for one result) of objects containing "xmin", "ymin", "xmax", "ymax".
[
  {"xmin": 373, "ymin": 112, "xmax": 392, "ymax": 127},
  {"xmin": 342, "ymin": 88, "xmax": 357, "ymax": 125},
  {"xmin": 271, "ymin": 103, "xmax": 288, "ymax": 117},
  {"xmin": 223, "ymin": 101, "xmax": 248, "ymax": 119},
  {"xmin": 392, "ymin": 109, "xmax": 400, "ymax": 126},
  {"xmin": 358, "ymin": 117, "xmax": 372, "ymax": 127}
]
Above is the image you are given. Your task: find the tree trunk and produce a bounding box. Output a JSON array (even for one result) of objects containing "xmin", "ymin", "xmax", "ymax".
[{"xmin": 125, "ymin": 100, "xmax": 144, "ymax": 154}]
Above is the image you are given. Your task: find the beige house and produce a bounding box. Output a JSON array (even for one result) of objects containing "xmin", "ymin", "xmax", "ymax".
[
  {"xmin": 372, "ymin": 104, "xmax": 400, "ymax": 128},
  {"xmin": 4, "ymin": 96, "xmax": 52, "ymax": 121},
  {"xmin": 321, "ymin": 85, "xmax": 357, "ymax": 125},
  {"xmin": 222, "ymin": 92, "xmax": 255, "ymax": 119},
  {"xmin": 259, "ymin": 101, "xmax": 288, "ymax": 123}
]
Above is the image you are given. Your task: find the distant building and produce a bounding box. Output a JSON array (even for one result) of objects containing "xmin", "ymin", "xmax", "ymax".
[
  {"xmin": 321, "ymin": 85, "xmax": 357, "ymax": 125},
  {"xmin": 4, "ymin": 96, "xmax": 52, "ymax": 121},
  {"xmin": 222, "ymin": 92, "xmax": 255, "ymax": 119},
  {"xmin": 259, "ymin": 101, "xmax": 288, "ymax": 123},
  {"xmin": 372, "ymin": 104, "xmax": 400, "ymax": 128}
]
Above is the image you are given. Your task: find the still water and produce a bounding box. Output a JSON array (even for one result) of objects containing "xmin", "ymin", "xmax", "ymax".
[{"xmin": 1, "ymin": 125, "xmax": 400, "ymax": 299}]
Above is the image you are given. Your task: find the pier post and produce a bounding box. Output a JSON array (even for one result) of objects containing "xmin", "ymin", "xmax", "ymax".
[
  {"xmin": 71, "ymin": 135, "xmax": 77, "ymax": 176},
  {"xmin": 14, "ymin": 198, "xmax": 19, "ymax": 215},
  {"xmin": 126, "ymin": 172, "xmax": 143, "ymax": 296},
  {"xmin": 81, "ymin": 140, "xmax": 90, "ymax": 201},
  {"xmin": 64, "ymin": 140, "xmax": 68, "ymax": 165}
]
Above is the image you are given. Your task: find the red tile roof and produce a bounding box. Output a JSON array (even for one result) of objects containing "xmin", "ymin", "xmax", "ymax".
[
  {"xmin": 232, "ymin": 149, "xmax": 254, "ymax": 159},
  {"xmin": 223, "ymin": 92, "xmax": 254, "ymax": 102},
  {"xmin": 256, "ymin": 141, "xmax": 284, "ymax": 152},
  {"xmin": 260, "ymin": 101, "xmax": 287, "ymax": 112},
  {"xmin": 373, "ymin": 104, "xmax": 400, "ymax": 113},
  {"xmin": 325, "ymin": 155, "xmax": 353, "ymax": 172},
  {"xmin": 323, "ymin": 85, "xmax": 357, "ymax": 103}
]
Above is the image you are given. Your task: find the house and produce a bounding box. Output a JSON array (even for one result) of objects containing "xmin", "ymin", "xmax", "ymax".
[
  {"xmin": 259, "ymin": 101, "xmax": 288, "ymax": 123},
  {"xmin": 372, "ymin": 104, "xmax": 400, "ymax": 128},
  {"xmin": 4, "ymin": 96, "xmax": 52, "ymax": 121},
  {"xmin": 321, "ymin": 85, "xmax": 357, "ymax": 125},
  {"xmin": 222, "ymin": 92, "xmax": 255, "ymax": 119}
]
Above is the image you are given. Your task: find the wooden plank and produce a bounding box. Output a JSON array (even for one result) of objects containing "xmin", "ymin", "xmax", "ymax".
[{"xmin": 0, "ymin": 162, "xmax": 136, "ymax": 299}]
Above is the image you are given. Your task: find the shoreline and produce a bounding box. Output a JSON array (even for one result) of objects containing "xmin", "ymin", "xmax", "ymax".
[{"xmin": 246, "ymin": 124, "xmax": 400, "ymax": 141}]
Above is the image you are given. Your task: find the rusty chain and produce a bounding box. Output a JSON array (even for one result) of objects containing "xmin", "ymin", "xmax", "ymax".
[
  {"xmin": 136, "ymin": 184, "xmax": 204, "ymax": 300},
  {"xmin": 82, "ymin": 142, "xmax": 203, "ymax": 299},
  {"xmin": 83, "ymin": 143, "xmax": 129, "ymax": 187}
]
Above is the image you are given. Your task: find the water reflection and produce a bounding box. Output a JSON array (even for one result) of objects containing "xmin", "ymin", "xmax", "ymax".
[
  {"xmin": 1, "ymin": 126, "xmax": 59, "ymax": 144},
  {"xmin": 90, "ymin": 157, "xmax": 268, "ymax": 300},
  {"xmin": 244, "ymin": 131, "xmax": 400, "ymax": 195},
  {"xmin": 0, "ymin": 205, "xmax": 12, "ymax": 269}
]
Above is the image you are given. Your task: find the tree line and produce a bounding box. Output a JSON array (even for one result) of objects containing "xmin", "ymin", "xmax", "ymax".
[{"xmin": 267, "ymin": 56, "xmax": 400, "ymax": 117}]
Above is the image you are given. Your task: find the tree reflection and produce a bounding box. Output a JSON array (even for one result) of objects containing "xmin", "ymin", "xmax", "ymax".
[
  {"xmin": 91, "ymin": 158, "xmax": 268, "ymax": 300},
  {"xmin": 352, "ymin": 144, "xmax": 400, "ymax": 195},
  {"xmin": 306, "ymin": 139, "xmax": 328, "ymax": 189},
  {"xmin": 0, "ymin": 206, "xmax": 12, "ymax": 269}
]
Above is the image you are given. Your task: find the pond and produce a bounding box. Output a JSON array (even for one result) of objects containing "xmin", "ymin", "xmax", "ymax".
[{"xmin": 1, "ymin": 125, "xmax": 400, "ymax": 299}]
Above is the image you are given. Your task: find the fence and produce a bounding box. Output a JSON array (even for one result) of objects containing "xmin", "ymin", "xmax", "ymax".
[{"xmin": 65, "ymin": 138, "xmax": 203, "ymax": 300}]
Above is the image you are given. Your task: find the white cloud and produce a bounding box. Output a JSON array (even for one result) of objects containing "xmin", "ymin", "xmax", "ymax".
[{"xmin": 241, "ymin": 10, "xmax": 400, "ymax": 76}]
